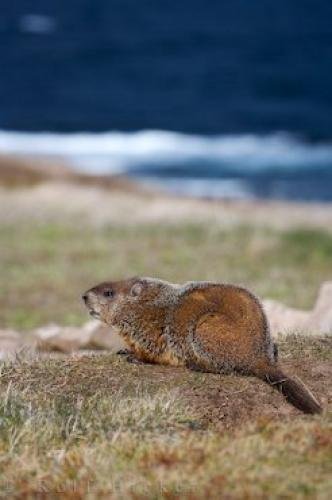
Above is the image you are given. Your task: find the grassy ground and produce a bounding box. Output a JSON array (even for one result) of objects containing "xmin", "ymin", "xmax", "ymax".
[
  {"xmin": 0, "ymin": 181, "xmax": 332, "ymax": 498},
  {"xmin": 0, "ymin": 335, "xmax": 331, "ymax": 498},
  {"xmin": 1, "ymin": 221, "xmax": 332, "ymax": 330}
]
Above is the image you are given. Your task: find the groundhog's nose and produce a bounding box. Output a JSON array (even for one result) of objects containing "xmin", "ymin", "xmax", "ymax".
[{"xmin": 82, "ymin": 293, "xmax": 88, "ymax": 303}]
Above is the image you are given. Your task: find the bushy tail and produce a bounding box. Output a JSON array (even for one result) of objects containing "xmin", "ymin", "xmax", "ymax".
[{"xmin": 255, "ymin": 363, "xmax": 322, "ymax": 415}]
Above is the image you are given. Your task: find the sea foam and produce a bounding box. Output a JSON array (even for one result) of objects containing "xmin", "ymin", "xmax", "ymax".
[{"xmin": 1, "ymin": 130, "xmax": 332, "ymax": 176}]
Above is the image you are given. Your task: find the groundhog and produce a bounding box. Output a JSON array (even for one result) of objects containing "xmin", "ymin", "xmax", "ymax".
[{"xmin": 82, "ymin": 277, "xmax": 322, "ymax": 415}]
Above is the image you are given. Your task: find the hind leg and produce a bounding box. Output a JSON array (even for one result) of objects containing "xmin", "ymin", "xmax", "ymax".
[{"xmin": 190, "ymin": 313, "xmax": 269, "ymax": 374}]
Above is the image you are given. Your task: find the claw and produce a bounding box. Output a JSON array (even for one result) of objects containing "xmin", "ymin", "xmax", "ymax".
[{"xmin": 116, "ymin": 349, "xmax": 131, "ymax": 356}]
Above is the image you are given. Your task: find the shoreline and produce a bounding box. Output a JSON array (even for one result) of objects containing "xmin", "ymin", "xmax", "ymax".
[{"xmin": 1, "ymin": 154, "xmax": 332, "ymax": 231}]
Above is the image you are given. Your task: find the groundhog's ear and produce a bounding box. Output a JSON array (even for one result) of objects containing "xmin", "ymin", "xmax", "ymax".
[{"xmin": 130, "ymin": 282, "xmax": 144, "ymax": 297}]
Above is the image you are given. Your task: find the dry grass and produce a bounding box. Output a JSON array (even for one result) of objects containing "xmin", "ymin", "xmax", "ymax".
[
  {"xmin": 0, "ymin": 335, "xmax": 331, "ymax": 498},
  {"xmin": 0, "ymin": 172, "xmax": 332, "ymax": 498}
]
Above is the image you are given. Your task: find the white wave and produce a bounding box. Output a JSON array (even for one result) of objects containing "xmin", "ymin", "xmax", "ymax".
[{"xmin": 0, "ymin": 129, "xmax": 332, "ymax": 175}]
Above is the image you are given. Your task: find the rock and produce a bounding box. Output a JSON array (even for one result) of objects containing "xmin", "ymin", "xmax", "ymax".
[
  {"xmin": 264, "ymin": 281, "xmax": 332, "ymax": 337},
  {"xmin": 34, "ymin": 324, "xmax": 91, "ymax": 352},
  {"xmin": 308, "ymin": 282, "xmax": 332, "ymax": 334},
  {"xmin": 263, "ymin": 299, "xmax": 310, "ymax": 338},
  {"xmin": 33, "ymin": 321, "xmax": 127, "ymax": 353},
  {"xmin": 82, "ymin": 320, "xmax": 127, "ymax": 351}
]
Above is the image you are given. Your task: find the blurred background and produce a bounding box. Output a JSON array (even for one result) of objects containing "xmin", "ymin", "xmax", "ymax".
[
  {"xmin": 1, "ymin": 0, "xmax": 332, "ymax": 331},
  {"xmin": 1, "ymin": 0, "xmax": 332, "ymax": 201}
]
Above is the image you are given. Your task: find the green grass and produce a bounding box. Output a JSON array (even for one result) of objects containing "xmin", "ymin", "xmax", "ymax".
[{"xmin": 1, "ymin": 222, "xmax": 332, "ymax": 330}]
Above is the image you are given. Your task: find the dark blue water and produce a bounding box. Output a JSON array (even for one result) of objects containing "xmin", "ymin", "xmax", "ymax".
[{"xmin": 1, "ymin": 1, "xmax": 332, "ymax": 201}]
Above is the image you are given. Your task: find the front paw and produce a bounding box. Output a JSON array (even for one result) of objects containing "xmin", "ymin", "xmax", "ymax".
[
  {"xmin": 116, "ymin": 349, "xmax": 132, "ymax": 356},
  {"xmin": 126, "ymin": 355, "xmax": 145, "ymax": 365}
]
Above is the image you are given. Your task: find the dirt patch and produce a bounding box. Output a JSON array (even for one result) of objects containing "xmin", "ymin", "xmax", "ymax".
[
  {"xmin": 1, "ymin": 336, "xmax": 330, "ymax": 432},
  {"xmin": 188, "ymin": 336, "xmax": 332, "ymax": 429},
  {"xmin": 182, "ymin": 357, "xmax": 331, "ymax": 431}
]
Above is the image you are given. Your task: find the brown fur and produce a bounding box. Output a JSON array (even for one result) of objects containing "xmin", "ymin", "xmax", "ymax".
[{"xmin": 83, "ymin": 277, "xmax": 322, "ymax": 415}]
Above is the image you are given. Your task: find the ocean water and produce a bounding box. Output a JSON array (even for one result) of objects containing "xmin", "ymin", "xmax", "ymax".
[{"xmin": 1, "ymin": 1, "xmax": 332, "ymax": 201}]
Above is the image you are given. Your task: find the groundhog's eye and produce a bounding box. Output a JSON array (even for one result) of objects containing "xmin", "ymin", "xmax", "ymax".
[{"xmin": 103, "ymin": 289, "xmax": 114, "ymax": 298}]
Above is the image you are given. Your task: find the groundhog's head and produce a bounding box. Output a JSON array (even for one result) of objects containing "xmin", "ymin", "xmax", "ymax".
[{"xmin": 82, "ymin": 277, "xmax": 176, "ymax": 326}]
